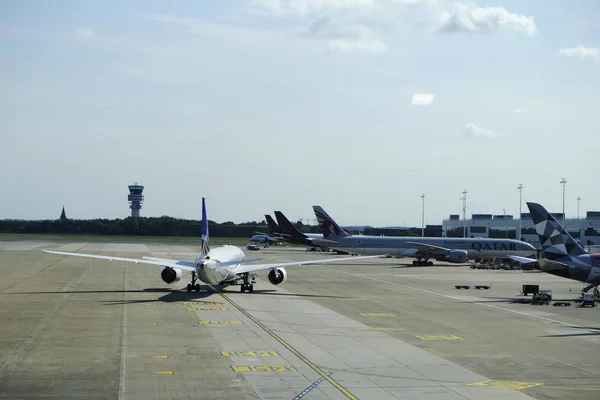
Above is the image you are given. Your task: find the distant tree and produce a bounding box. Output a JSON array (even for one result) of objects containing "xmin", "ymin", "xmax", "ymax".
[{"xmin": 60, "ymin": 206, "xmax": 67, "ymax": 221}]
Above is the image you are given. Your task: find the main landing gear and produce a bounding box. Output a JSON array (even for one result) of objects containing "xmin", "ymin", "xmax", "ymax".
[
  {"xmin": 240, "ymin": 273, "xmax": 254, "ymax": 293},
  {"xmin": 413, "ymin": 259, "xmax": 434, "ymax": 266},
  {"xmin": 187, "ymin": 271, "xmax": 201, "ymax": 292}
]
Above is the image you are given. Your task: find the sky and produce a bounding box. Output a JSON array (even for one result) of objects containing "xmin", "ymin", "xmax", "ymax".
[{"xmin": 1, "ymin": 0, "xmax": 598, "ymax": 226}]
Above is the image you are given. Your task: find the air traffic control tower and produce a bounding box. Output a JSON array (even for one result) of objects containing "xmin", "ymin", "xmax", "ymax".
[{"xmin": 128, "ymin": 183, "xmax": 144, "ymax": 218}]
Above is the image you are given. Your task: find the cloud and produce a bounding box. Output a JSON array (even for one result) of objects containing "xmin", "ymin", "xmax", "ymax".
[
  {"xmin": 437, "ymin": 3, "xmax": 537, "ymax": 36},
  {"xmin": 464, "ymin": 123, "xmax": 499, "ymax": 138},
  {"xmin": 75, "ymin": 27, "xmax": 94, "ymax": 38},
  {"xmin": 250, "ymin": 0, "xmax": 376, "ymax": 16},
  {"xmin": 557, "ymin": 45, "xmax": 599, "ymax": 62},
  {"xmin": 305, "ymin": 16, "xmax": 386, "ymax": 54}
]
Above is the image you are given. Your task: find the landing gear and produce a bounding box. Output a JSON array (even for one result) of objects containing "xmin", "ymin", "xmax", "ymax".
[
  {"xmin": 186, "ymin": 271, "xmax": 201, "ymax": 292},
  {"xmin": 412, "ymin": 259, "xmax": 433, "ymax": 266},
  {"xmin": 239, "ymin": 272, "xmax": 254, "ymax": 293}
]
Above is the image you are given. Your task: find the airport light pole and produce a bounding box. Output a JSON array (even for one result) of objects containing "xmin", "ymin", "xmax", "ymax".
[
  {"xmin": 560, "ymin": 178, "xmax": 567, "ymax": 226},
  {"xmin": 461, "ymin": 189, "xmax": 468, "ymax": 238},
  {"xmin": 421, "ymin": 194, "xmax": 425, "ymax": 237},
  {"xmin": 577, "ymin": 196, "xmax": 581, "ymax": 219},
  {"xmin": 517, "ymin": 184, "xmax": 524, "ymax": 240}
]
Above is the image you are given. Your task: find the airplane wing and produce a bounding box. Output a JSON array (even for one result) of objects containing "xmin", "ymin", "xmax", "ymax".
[
  {"xmin": 508, "ymin": 255, "xmax": 538, "ymax": 264},
  {"xmin": 406, "ymin": 242, "xmax": 449, "ymax": 255},
  {"xmin": 42, "ymin": 250, "xmax": 262, "ymax": 271},
  {"xmin": 235, "ymin": 254, "xmax": 386, "ymax": 274}
]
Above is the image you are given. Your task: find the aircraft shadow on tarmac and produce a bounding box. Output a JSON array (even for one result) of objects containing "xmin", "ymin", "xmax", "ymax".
[
  {"xmin": 5, "ymin": 287, "xmax": 353, "ymax": 306},
  {"xmin": 542, "ymin": 326, "xmax": 600, "ymax": 338}
]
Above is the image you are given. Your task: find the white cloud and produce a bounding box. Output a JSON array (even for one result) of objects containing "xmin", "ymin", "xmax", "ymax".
[
  {"xmin": 250, "ymin": 0, "xmax": 376, "ymax": 15},
  {"xmin": 75, "ymin": 27, "xmax": 94, "ymax": 38},
  {"xmin": 305, "ymin": 17, "xmax": 386, "ymax": 53},
  {"xmin": 437, "ymin": 3, "xmax": 537, "ymax": 36},
  {"xmin": 464, "ymin": 123, "xmax": 499, "ymax": 138},
  {"xmin": 557, "ymin": 45, "xmax": 599, "ymax": 62}
]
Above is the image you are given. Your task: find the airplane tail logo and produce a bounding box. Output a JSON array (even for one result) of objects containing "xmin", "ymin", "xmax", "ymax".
[
  {"xmin": 265, "ymin": 215, "xmax": 280, "ymax": 235},
  {"xmin": 201, "ymin": 197, "xmax": 210, "ymax": 257},
  {"xmin": 527, "ymin": 202, "xmax": 586, "ymax": 260},
  {"xmin": 312, "ymin": 206, "xmax": 348, "ymax": 238}
]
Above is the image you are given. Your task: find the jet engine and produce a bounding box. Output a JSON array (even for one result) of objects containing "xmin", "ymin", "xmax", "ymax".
[
  {"xmin": 267, "ymin": 268, "xmax": 287, "ymax": 285},
  {"xmin": 161, "ymin": 267, "xmax": 183, "ymax": 284},
  {"xmin": 434, "ymin": 249, "xmax": 468, "ymax": 263}
]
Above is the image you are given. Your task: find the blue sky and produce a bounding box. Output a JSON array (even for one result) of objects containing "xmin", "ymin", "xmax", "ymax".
[{"xmin": 1, "ymin": 0, "xmax": 598, "ymax": 226}]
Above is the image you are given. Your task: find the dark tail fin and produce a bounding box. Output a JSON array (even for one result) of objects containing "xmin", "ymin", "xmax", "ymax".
[
  {"xmin": 527, "ymin": 202, "xmax": 586, "ymax": 260},
  {"xmin": 274, "ymin": 211, "xmax": 308, "ymax": 242},
  {"xmin": 201, "ymin": 197, "xmax": 210, "ymax": 256},
  {"xmin": 265, "ymin": 215, "xmax": 280, "ymax": 235},
  {"xmin": 312, "ymin": 206, "xmax": 349, "ymax": 238}
]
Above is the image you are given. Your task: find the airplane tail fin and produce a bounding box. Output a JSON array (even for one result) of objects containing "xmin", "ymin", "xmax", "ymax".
[
  {"xmin": 274, "ymin": 211, "xmax": 308, "ymax": 241},
  {"xmin": 312, "ymin": 206, "xmax": 349, "ymax": 238},
  {"xmin": 526, "ymin": 202, "xmax": 586, "ymax": 260},
  {"xmin": 265, "ymin": 215, "xmax": 280, "ymax": 235},
  {"xmin": 201, "ymin": 197, "xmax": 210, "ymax": 257}
]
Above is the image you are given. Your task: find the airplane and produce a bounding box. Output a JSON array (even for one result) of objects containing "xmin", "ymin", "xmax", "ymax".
[
  {"xmin": 42, "ymin": 198, "xmax": 385, "ymax": 293},
  {"xmin": 312, "ymin": 205, "xmax": 537, "ymax": 265},
  {"xmin": 509, "ymin": 202, "xmax": 600, "ymax": 294},
  {"xmin": 247, "ymin": 233, "xmax": 282, "ymax": 246}
]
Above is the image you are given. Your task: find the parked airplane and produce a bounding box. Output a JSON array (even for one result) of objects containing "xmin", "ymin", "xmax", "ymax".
[
  {"xmin": 248, "ymin": 233, "xmax": 281, "ymax": 246},
  {"xmin": 509, "ymin": 202, "xmax": 600, "ymax": 293},
  {"xmin": 312, "ymin": 205, "xmax": 537, "ymax": 265},
  {"xmin": 43, "ymin": 198, "xmax": 384, "ymax": 293}
]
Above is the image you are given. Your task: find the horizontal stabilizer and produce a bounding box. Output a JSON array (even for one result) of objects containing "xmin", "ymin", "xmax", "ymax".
[
  {"xmin": 508, "ymin": 255, "xmax": 537, "ymax": 264},
  {"xmin": 143, "ymin": 256, "xmax": 263, "ymax": 268}
]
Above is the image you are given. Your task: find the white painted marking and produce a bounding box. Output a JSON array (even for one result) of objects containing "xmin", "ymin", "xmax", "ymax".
[{"xmin": 320, "ymin": 267, "xmax": 595, "ymax": 332}]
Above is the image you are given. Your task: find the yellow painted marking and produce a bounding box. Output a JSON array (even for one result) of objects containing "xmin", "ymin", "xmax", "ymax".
[
  {"xmin": 356, "ymin": 327, "xmax": 403, "ymax": 332},
  {"xmin": 467, "ymin": 380, "xmax": 542, "ymax": 390},
  {"xmin": 231, "ymin": 365, "xmax": 297, "ymax": 373},
  {"xmin": 186, "ymin": 307, "xmax": 229, "ymax": 311},
  {"xmin": 359, "ymin": 313, "xmax": 396, "ymax": 317},
  {"xmin": 146, "ymin": 323, "xmax": 157, "ymax": 326},
  {"xmin": 183, "ymin": 301, "xmax": 223, "ymax": 305},
  {"xmin": 221, "ymin": 351, "xmax": 279, "ymax": 357},
  {"xmin": 152, "ymin": 355, "xmax": 169, "ymax": 359},
  {"xmin": 154, "ymin": 371, "xmax": 174, "ymax": 375},
  {"xmin": 218, "ymin": 292, "xmax": 358, "ymax": 400},
  {"xmin": 198, "ymin": 320, "xmax": 243, "ymax": 325},
  {"xmin": 416, "ymin": 335, "xmax": 463, "ymax": 341}
]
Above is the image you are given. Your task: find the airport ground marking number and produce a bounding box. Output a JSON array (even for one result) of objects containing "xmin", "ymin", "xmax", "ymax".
[
  {"xmin": 221, "ymin": 351, "xmax": 279, "ymax": 357},
  {"xmin": 359, "ymin": 313, "xmax": 396, "ymax": 317},
  {"xmin": 215, "ymin": 289, "xmax": 359, "ymax": 400},
  {"xmin": 416, "ymin": 335, "xmax": 463, "ymax": 341},
  {"xmin": 467, "ymin": 379, "xmax": 542, "ymax": 390},
  {"xmin": 198, "ymin": 320, "xmax": 243, "ymax": 325},
  {"xmin": 231, "ymin": 365, "xmax": 297, "ymax": 373}
]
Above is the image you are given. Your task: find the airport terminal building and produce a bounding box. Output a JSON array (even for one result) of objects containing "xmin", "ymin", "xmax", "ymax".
[{"xmin": 442, "ymin": 211, "xmax": 600, "ymax": 249}]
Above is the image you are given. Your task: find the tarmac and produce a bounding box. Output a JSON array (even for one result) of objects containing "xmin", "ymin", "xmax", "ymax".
[{"xmin": 1, "ymin": 240, "xmax": 599, "ymax": 400}]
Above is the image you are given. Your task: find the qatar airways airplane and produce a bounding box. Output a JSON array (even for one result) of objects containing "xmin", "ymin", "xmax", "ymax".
[{"xmin": 43, "ymin": 198, "xmax": 385, "ymax": 293}]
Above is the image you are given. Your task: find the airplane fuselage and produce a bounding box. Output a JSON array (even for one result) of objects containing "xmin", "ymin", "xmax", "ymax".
[
  {"xmin": 313, "ymin": 236, "xmax": 536, "ymax": 259},
  {"xmin": 195, "ymin": 245, "xmax": 245, "ymax": 285}
]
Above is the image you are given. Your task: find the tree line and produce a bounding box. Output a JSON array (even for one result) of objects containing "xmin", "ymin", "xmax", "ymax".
[{"xmin": 0, "ymin": 217, "xmax": 421, "ymax": 238}]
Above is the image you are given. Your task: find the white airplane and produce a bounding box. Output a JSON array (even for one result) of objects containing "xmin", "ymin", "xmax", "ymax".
[{"xmin": 43, "ymin": 198, "xmax": 385, "ymax": 293}]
